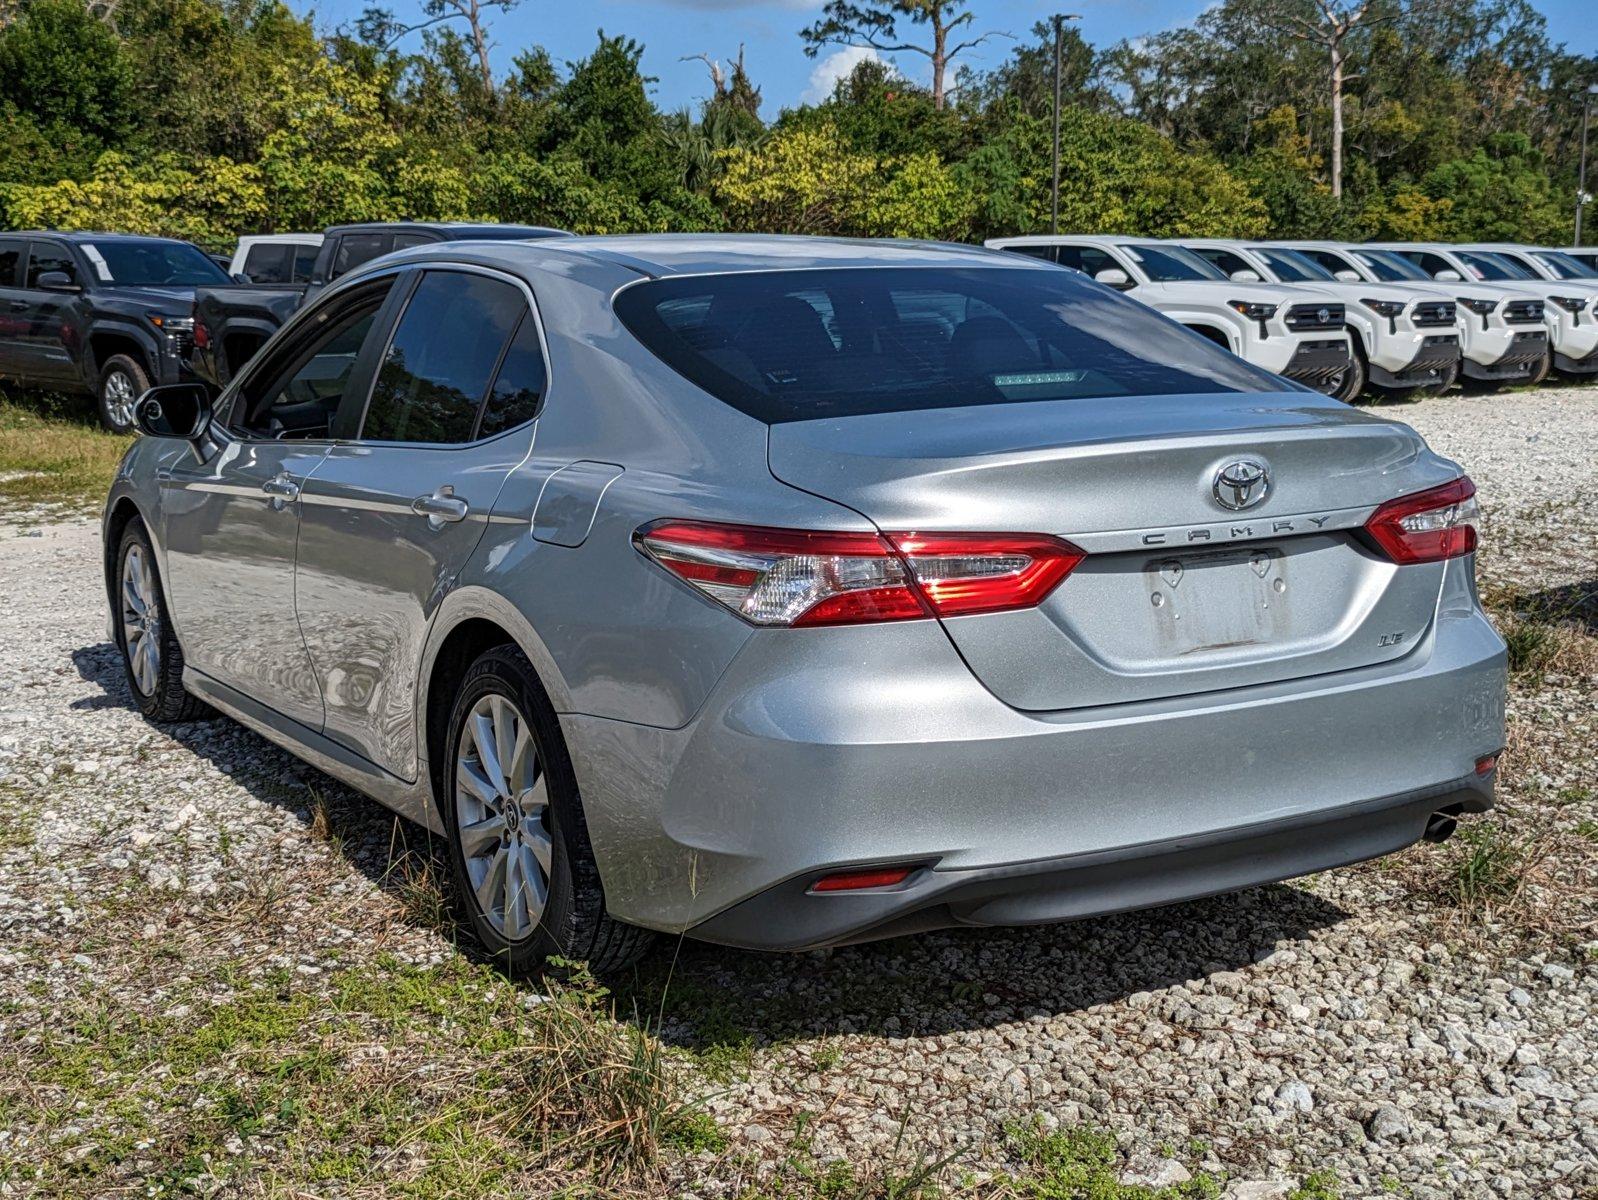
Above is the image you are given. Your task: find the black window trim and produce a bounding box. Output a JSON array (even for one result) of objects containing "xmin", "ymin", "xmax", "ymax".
[{"xmin": 343, "ymin": 262, "xmax": 552, "ymax": 450}]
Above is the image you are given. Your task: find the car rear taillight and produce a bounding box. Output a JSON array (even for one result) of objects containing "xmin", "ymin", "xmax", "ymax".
[
  {"xmin": 1364, "ymin": 476, "xmax": 1479, "ymax": 565},
  {"xmin": 634, "ymin": 521, "xmax": 1084, "ymax": 627}
]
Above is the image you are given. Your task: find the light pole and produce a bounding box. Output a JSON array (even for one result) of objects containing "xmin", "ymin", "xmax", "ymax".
[
  {"xmin": 1051, "ymin": 13, "xmax": 1082, "ymax": 235},
  {"xmin": 1577, "ymin": 83, "xmax": 1598, "ymax": 247}
]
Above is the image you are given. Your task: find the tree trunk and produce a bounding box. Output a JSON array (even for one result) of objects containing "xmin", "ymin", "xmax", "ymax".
[
  {"xmin": 1329, "ymin": 41, "xmax": 1344, "ymax": 199},
  {"xmin": 467, "ymin": 0, "xmax": 494, "ymax": 96},
  {"xmin": 931, "ymin": 17, "xmax": 947, "ymax": 110}
]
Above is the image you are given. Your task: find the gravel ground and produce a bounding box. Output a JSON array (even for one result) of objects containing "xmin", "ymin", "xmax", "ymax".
[{"xmin": 0, "ymin": 387, "xmax": 1594, "ymax": 1198}]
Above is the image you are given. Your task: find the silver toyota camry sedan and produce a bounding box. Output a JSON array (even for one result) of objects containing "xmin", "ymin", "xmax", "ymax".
[{"xmin": 104, "ymin": 235, "xmax": 1507, "ymax": 974}]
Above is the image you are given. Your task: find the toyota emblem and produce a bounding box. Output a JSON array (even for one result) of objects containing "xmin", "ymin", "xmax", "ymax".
[
  {"xmin": 1213, "ymin": 459, "xmax": 1271, "ymax": 511},
  {"xmin": 1316, "ymin": 306, "xmax": 1332, "ymax": 325}
]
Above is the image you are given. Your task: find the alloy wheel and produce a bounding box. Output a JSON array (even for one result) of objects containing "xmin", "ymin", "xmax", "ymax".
[
  {"xmin": 104, "ymin": 371, "xmax": 137, "ymax": 430},
  {"xmin": 120, "ymin": 544, "xmax": 161, "ymax": 695},
  {"xmin": 454, "ymin": 693, "xmax": 552, "ymax": 940}
]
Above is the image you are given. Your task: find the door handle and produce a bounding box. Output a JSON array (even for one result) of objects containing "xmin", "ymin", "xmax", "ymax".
[
  {"xmin": 7, "ymin": 301, "xmax": 25, "ymax": 312},
  {"xmin": 262, "ymin": 475, "xmax": 300, "ymax": 510},
  {"xmin": 412, "ymin": 485, "xmax": 469, "ymax": 530}
]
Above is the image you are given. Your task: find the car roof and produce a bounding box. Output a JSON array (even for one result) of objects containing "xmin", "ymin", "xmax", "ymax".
[
  {"xmin": 324, "ymin": 222, "xmax": 572, "ymax": 240},
  {"xmin": 2, "ymin": 231, "xmax": 199, "ymax": 245},
  {"xmin": 438, "ymin": 234, "xmax": 1046, "ymax": 278}
]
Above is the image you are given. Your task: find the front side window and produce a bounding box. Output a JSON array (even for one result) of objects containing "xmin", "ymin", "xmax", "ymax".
[
  {"xmin": 614, "ymin": 266, "xmax": 1282, "ymax": 424},
  {"xmin": 1351, "ymin": 249, "xmax": 1428, "ymax": 283},
  {"xmin": 231, "ymin": 282, "xmax": 394, "ymax": 439},
  {"xmin": 360, "ymin": 271, "xmax": 526, "ymax": 444},
  {"xmin": 1188, "ymin": 246, "xmax": 1253, "ymax": 278},
  {"xmin": 1052, "ymin": 245, "xmax": 1117, "ymax": 276},
  {"xmin": 81, "ymin": 239, "xmax": 226, "ymax": 286},
  {"xmin": 25, "ymin": 243, "xmax": 76, "ymax": 288}
]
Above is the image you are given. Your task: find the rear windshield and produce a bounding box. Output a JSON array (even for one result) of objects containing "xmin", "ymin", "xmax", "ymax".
[
  {"xmin": 613, "ymin": 267, "xmax": 1281, "ymax": 423},
  {"xmin": 80, "ymin": 239, "xmax": 228, "ymax": 286}
]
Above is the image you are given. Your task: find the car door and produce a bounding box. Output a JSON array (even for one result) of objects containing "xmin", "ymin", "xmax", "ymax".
[
  {"xmin": 294, "ymin": 265, "xmax": 546, "ymax": 780},
  {"xmin": 0, "ymin": 238, "xmax": 27, "ymax": 377},
  {"xmin": 17, "ymin": 240, "xmax": 83, "ymax": 385},
  {"xmin": 158, "ymin": 276, "xmax": 401, "ymax": 730}
]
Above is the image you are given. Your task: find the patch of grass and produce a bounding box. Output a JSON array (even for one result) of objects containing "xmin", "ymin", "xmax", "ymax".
[
  {"xmin": 0, "ymin": 394, "xmax": 128, "ymax": 509},
  {"xmin": 1290, "ymin": 1170, "xmax": 1342, "ymax": 1200},
  {"xmin": 1448, "ymin": 823, "xmax": 1528, "ymax": 912},
  {"xmin": 1003, "ymin": 1120, "xmax": 1220, "ymax": 1198}
]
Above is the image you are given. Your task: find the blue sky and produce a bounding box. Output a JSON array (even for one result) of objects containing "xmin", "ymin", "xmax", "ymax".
[{"xmin": 303, "ymin": 0, "xmax": 1596, "ymax": 115}]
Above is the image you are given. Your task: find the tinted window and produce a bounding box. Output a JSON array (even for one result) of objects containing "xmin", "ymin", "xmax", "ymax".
[
  {"xmin": 331, "ymin": 234, "xmax": 390, "ymax": 279},
  {"xmin": 361, "ymin": 272, "xmax": 524, "ymax": 444},
  {"xmin": 1051, "ymin": 245, "xmax": 1118, "ymax": 277},
  {"xmin": 1300, "ymin": 248, "xmax": 1356, "ymax": 277},
  {"xmin": 392, "ymin": 232, "xmax": 437, "ymax": 251},
  {"xmin": 1000, "ymin": 245, "xmax": 1057, "ymax": 263},
  {"xmin": 233, "ymin": 285, "xmax": 393, "ymax": 439},
  {"xmin": 614, "ymin": 267, "xmax": 1281, "ymax": 424},
  {"xmin": 1188, "ymin": 247, "xmax": 1252, "ymax": 278},
  {"xmin": 0, "ymin": 240, "xmax": 22, "ymax": 287},
  {"xmin": 292, "ymin": 244, "xmax": 318, "ymax": 282},
  {"xmin": 81, "ymin": 239, "xmax": 226, "ymax": 285},
  {"xmin": 479, "ymin": 315, "xmax": 547, "ymax": 437},
  {"xmin": 1251, "ymin": 247, "xmax": 1335, "ymax": 282},
  {"xmin": 1119, "ymin": 244, "xmax": 1224, "ymax": 282},
  {"xmin": 25, "ymin": 243, "xmax": 76, "ymax": 287},
  {"xmin": 1401, "ymin": 251, "xmax": 1453, "ymax": 279},
  {"xmin": 1352, "ymin": 249, "xmax": 1428, "ymax": 283},
  {"xmin": 243, "ymin": 244, "xmax": 294, "ymax": 284},
  {"xmin": 1455, "ymin": 251, "xmax": 1527, "ymax": 281},
  {"xmin": 1533, "ymin": 250, "xmax": 1597, "ymax": 280}
]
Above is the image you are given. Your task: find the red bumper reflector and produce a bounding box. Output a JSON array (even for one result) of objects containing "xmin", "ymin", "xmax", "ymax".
[
  {"xmin": 1475, "ymin": 754, "xmax": 1499, "ymax": 776},
  {"xmin": 810, "ymin": 867, "xmax": 913, "ymax": 893}
]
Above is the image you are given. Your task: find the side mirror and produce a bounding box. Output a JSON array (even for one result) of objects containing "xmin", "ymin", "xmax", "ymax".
[
  {"xmin": 1333, "ymin": 268, "xmax": 1361, "ymax": 282},
  {"xmin": 1093, "ymin": 267, "xmax": 1133, "ymax": 290},
  {"xmin": 1229, "ymin": 269, "xmax": 1263, "ymax": 283},
  {"xmin": 36, "ymin": 270, "xmax": 80, "ymax": 292},
  {"xmin": 232, "ymin": 272, "xmax": 251, "ymax": 284},
  {"xmin": 134, "ymin": 383, "xmax": 213, "ymax": 447},
  {"xmin": 1434, "ymin": 269, "xmax": 1463, "ymax": 282}
]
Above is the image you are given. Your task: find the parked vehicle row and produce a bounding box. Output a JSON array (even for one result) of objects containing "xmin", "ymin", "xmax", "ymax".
[
  {"xmin": 107, "ymin": 234, "xmax": 1507, "ymax": 973},
  {"xmin": 987, "ymin": 235, "xmax": 1598, "ymax": 400}
]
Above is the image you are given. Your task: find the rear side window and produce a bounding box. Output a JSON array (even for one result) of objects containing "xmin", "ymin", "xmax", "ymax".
[
  {"xmin": 1189, "ymin": 247, "xmax": 1252, "ymax": 278},
  {"xmin": 478, "ymin": 316, "xmax": 547, "ymax": 437},
  {"xmin": 0, "ymin": 240, "xmax": 22, "ymax": 286},
  {"xmin": 243, "ymin": 243, "xmax": 293, "ymax": 284},
  {"xmin": 1000, "ymin": 245, "xmax": 1057, "ymax": 263},
  {"xmin": 360, "ymin": 271, "xmax": 526, "ymax": 444},
  {"xmin": 331, "ymin": 233, "xmax": 390, "ymax": 280},
  {"xmin": 25, "ymin": 243, "xmax": 76, "ymax": 287},
  {"xmin": 613, "ymin": 267, "xmax": 1281, "ymax": 424}
]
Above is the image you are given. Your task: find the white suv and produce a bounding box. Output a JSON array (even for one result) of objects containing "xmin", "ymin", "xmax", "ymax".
[
  {"xmin": 1457, "ymin": 244, "xmax": 1598, "ymax": 377},
  {"xmin": 1268, "ymin": 242, "xmax": 1545, "ymax": 389},
  {"xmin": 1369, "ymin": 244, "xmax": 1596, "ymax": 382},
  {"xmin": 1176, "ymin": 240, "xmax": 1455, "ymax": 399},
  {"xmin": 985, "ymin": 236, "xmax": 1354, "ymax": 396}
]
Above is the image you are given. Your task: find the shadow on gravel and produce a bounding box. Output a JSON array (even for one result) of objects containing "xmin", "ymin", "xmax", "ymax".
[
  {"xmin": 1507, "ymin": 577, "xmax": 1598, "ymax": 634},
  {"xmin": 71, "ymin": 638, "xmax": 1350, "ymax": 1044}
]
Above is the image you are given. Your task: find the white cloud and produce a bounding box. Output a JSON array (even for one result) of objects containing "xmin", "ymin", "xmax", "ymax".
[{"xmin": 801, "ymin": 46, "xmax": 890, "ymax": 104}]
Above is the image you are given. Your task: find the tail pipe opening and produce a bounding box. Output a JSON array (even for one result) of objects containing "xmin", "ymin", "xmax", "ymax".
[{"xmin": 1424, "ymin": 805, "xmax": 1463, "ymax": 844}]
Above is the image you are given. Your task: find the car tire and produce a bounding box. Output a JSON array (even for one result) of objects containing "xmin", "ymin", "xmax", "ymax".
[
  {"xmin": 441, "ymin": 644, "xmax": 655, "ymax": 977},
  {"xmin": 1526, "ymin": 348, "xmax": 1553, "ymax": 386},
  {"xmin": 1414, "ymin": 361, "xmax": 1460, "ymax": 398},
  {"xmin": 98, "ymin": 354, "xmax": 149, "ymax": 434},
  {"xmin": 1334, "ymin": 342, "xmax": 1368, "ymax": 403},
  {"xmin": 115, "ymin": 519, "xmax": 210, "ymax": 722}
]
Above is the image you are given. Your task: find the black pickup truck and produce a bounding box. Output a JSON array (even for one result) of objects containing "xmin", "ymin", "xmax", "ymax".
[
  {"xmin": 191, "ymin": 221, "xmax": 570, "ymax": 389},
  {"xmin": 0, "ymin": 231, "xmax": 229, "ymax": 431}
]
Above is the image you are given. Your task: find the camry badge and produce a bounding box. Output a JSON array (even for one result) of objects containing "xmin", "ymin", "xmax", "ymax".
[{"xmin": 1213, "ymin": 459, "xmax": 1271, "ymax": 511}]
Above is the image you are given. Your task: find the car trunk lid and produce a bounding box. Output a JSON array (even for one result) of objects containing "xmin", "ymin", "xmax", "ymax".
[{"xmin": 767, "ymin": 392, "xmax": 1461, "ymax": 711}]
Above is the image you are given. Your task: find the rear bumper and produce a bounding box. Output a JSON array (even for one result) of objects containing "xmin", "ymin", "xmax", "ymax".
[
  {"xmin": 564, "ymin": 559, "xmax": 1507, "ymax": 945},
  {"xmin": 690, "ymin": 772, "xmax": 1493, "ymax": 951}
]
